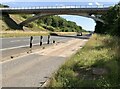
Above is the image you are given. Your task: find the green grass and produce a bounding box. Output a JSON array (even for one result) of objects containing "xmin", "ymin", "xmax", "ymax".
[
  {"xmin": 0, "ymin": 31, "xmax": 77, "ymax": 38},
  {"xmin": 1, "ymin": 14, "xmax": 46, "ymax": 31},
  {"xmin": 0, "ymin": 31, "xmax": 49, "ymax": 38},
  {"xmin": 49, "ymin": 34, "xmax": 120, "ymax": 88}
]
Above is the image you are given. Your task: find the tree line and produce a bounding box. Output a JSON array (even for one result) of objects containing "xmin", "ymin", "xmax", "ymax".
[
  {"xmin": 21, "ymin": 14, "xmax": 85, "ymax": 32},
  {"xmin": 35, "ymin": 15, "xmax": 85, "ymax": 32},
  {"xmin": 95, "ymin": 2, "xmax": 120, "ymax": 37},
  {"xmin": 0, "ymin": 4, "xmax": 9, "ymax": 8}
]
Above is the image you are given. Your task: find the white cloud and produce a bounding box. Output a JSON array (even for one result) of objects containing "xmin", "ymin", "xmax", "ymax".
[
  {"xmin": 88, "ymin": 3, "xmax": 93, "ymax": 5},
  {"xmin": 95, "ymin": 2, "xmax": 104, "ymax": 7},
  {"xmin": 0, "ymin": 0, "xmax": 15, "ymax": 3},
  {"xmin": 95, "ymin": 2, "xmax": 101, "ymax": 6}
]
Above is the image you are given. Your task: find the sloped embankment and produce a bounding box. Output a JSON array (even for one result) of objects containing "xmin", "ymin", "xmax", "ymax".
[
  {"xmin": 1, "ymin": 14, "xmax": 46, "ymax": 31},
  {"xmin": 50, "ymin": 34, "xmax": 120, "ymax": 87}
]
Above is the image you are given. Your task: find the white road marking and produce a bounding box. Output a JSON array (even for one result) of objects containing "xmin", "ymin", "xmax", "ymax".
[
  {"xmin": 0, "ymin": 38, "xmax": 72, "ymax": 51},
  {"xmin": 0, "ymin": 37, "xmax": 30, "ymax": 40},
  {"xmin": 23, "ymin": 40, "xmax": 29, "ymax": 41},
  {"xmin": 10, "ymin": 40, "xmax": 21, "ymax": 42},
  {"xmin": 10, "ymin": 39, "xmax": 41, "ymax": 42},
  {"xmin": 0, "ymin": 42, "xmax": 46, "ymax": 51}
]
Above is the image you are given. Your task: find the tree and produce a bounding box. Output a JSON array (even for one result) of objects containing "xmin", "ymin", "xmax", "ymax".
[{"xmin": 95, "ymin": 2, "xmax": 120, "ymax": 36}]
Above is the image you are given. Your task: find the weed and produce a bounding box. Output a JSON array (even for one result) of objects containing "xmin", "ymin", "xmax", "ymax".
[{"xmin": 49, "ymin": 34, "xmax": 120, "ymax": 87}]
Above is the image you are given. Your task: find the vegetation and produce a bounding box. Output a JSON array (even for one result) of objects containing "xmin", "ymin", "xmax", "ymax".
[
  {"xmin": 50, "ymin": 34, "xmax": 120, "ymax": 87},
  {"xmin": 0, "ymin": 31, "xmax": 49, "ymax": 38},
  {"xmin": 36, "ymin": 15, "xmax": 84, "ymax": 32},
  {"xmin": 1, "ymin": 14, "xmax": 46, "ymax": 31},
  {"xmin": 49, "ymin": 2, "xmax": 120, "ymax": 88},
  {"xmin": 0, "ymin": 3, "xmax": 9, "ymax": 8},
  {"xmin": 1, "ymin": 13, "xmax": 85, "ymax": 37},
  {"xmin": 0, "ymin": 31, "xmax": 77, "ymax": 38},
  {"xmin": 95, "ymin": 2, "xmax": 120, "ymax": 37},
  {"xmin": 20, "ymin": 14, "xmax": 84, "ymax": 32}
]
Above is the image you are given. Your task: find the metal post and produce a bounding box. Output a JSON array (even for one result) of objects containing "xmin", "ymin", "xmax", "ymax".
[
  {"xmin": 40, "ymin": 36, "xmax": 43, "ymax": 46},
  {"xmin": 30, "ymin": 36, "xmax": 33, "ymax": 52},
  {"xmin": 47, "ymin": 35, "xmax": 50, "ymax": 44}
]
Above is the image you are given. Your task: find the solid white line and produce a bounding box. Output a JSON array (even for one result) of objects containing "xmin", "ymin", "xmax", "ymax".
[
  {"xmin": 0, "ymin": 37, "xmax": 29, "ymax": 40},
  {"xmin": 0, "ymin": 38, "xmax": 70, "ymax": 51},
  {"xmin": 23, "ymin": 39, "xmax": 28, "ymax": 41},
  {"xmin": 10, "ymin": 40, "xmax": 21, "ymax": 42},
  {"xmin": 0, "ymin": 42, "xmax": 46, "ymax": 51}
]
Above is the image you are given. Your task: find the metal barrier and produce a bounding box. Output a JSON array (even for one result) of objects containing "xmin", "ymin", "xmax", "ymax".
[{"xmin": 0, "ymin": 5, "xmax": 112, "ymax": 10}]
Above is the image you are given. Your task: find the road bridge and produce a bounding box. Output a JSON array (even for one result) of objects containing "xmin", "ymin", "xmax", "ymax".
[{"xmin": 0, "ymin": 5, "xmax": 110, "ymax": 27}]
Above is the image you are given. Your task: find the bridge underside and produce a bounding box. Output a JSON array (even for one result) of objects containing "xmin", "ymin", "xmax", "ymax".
[{"xmin": 19, "ymin": 12, "xmax": 105, "ymax": 27}]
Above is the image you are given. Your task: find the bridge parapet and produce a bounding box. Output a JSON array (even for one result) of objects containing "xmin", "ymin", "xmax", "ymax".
[{"xmin": 0, "ymin": 5, "xmax": 110, "ymax": 10}]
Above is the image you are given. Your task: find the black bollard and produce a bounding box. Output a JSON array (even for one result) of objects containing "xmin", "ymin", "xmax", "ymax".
[
  {"xmin": 47, "ymin": 35, "xmax": 50, "ymax": 44},
  {"xmin": 30, "ymin": 36, "xmax": 33, "ymax": 48},
  {"xmin": 29, "ymin": 36, "xmax": 33, "ymax": 52},
  {"xmin": 53, "ymin": 40, "xmax": 55, "ymax": 43},
  {"xmin": 40, "ymin": 36, "xmax": 43, "ymax": 46}
]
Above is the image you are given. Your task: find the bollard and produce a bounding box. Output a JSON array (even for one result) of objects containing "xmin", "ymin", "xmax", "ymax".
[
  {"xmin": 53, "ymin": 40, "xmax": 55, "ymax": 43},
  {"xmin": 40, "ymin": 36, "xmax": 43, "ymax": 46},
  {"xmin": 30, "ymin": 36, "xmax": 33, "ymax": 52},
  {"xmin": 30, "ymin": 36, "xmax": 33, "ymax": 48},
  {"xmin": 47, "ymin": 35, "xmax": 50, "ymax": 44}
]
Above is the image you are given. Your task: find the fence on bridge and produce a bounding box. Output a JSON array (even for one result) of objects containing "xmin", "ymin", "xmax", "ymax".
[{"xmin": 0, "ymin": 5, "xmax": 112, "ymax": 10}]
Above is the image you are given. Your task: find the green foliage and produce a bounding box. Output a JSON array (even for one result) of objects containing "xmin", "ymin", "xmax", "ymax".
[
  {"xmin": 50, "ymin": 34, "xmax": 120, "ymax": 87},
  {"xmin": 0, "ymin": 3, "xmax": 9, "ymax": 8},
  {"xmin": 95, "ymin": 3, "xmax": 120, "ymax": 36},
  {"xmin": 36, "ymin": 15, "xmax": 84, "ymax": 32},
  {"xmin": 25, "ymin": 23, "xmax": 33, "ymax": 28}
]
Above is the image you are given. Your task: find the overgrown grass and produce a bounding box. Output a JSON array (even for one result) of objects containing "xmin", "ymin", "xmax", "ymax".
[
  {"xmin": 0, "ymin": 31, "xmax": 49, "ymax": 37},
  {"xmin": 49, "ymin": 34, "xmax": 120, "ymax": 88},
  {"xmin": 0, "ymin": 31, "xmax": 77, "ymax": 38}
]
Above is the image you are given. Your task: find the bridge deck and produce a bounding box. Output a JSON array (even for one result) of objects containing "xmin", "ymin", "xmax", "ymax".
[{"xmin": 0, "ymin": 5, "xmax": 109, "ymax": 14}]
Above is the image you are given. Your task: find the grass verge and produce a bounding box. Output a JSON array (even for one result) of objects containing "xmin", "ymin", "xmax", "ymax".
[
  {"xmin": 0, "ymin": 31, "xmax": 49, "ymax": 38},
  {"xmin": 49, "ymin": 34, "xmax": 120, "ymax": 87},
  {"xmin": 0, "ymin": 31, "xmax": 77, "ymax": 38}
]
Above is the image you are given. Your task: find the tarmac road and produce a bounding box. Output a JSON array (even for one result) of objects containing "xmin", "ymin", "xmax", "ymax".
[
  {"xmin": 1, "ymin": 35, "xmax": 74, "ymax": 60},
  {"xmin": 0, "ymin": 36, "xmax": 71, "ymax": 51},
  {"xmin": 1, "ymin": 35, "xmax": 89, "ymax": 87}
]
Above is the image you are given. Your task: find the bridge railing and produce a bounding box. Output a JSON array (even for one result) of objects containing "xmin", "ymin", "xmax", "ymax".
[{"xmin": 0, "ymin": 5, "xmax": 112, "ymax": 10}]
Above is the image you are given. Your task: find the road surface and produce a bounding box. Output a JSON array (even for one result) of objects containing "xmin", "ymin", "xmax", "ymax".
[
  {"xmin": 1, "ymin": 35, "xmax": 74, "ymax": 60},
  {"xmin": 1, "ymin": 36, "xmax": 71, "ymax": 50},
  {"xmin": 1, "ymin": 35, "xmax": 90, "ymax": 87}
]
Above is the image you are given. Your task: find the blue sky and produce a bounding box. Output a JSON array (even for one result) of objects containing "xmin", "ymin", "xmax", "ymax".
[
  {"xmin": 0, "ymin": 0, "xmax": 120, "ymax": 2},
  {"xmin": 1, "ymin": 0, "xmax": 119, "ymax": 31}
]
